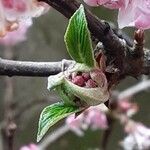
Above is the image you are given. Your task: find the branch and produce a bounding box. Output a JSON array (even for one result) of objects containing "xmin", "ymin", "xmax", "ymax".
[
  {"xmin": 39, "ymin": 0, "xmax": 150, "ymax": 79},
  {"xmin": 40, "ymin": 0, "xmax": 126, "ymax": 73},
  {"xmin": 0, "ymin": 58, "xmax": 73, "ymax": 77},
  {"xmin": 14, "ymin": 98, "xmax": 50, "ymax": 120},
  {"xmin": 118, "ymin": 79, "xmax": 150, "ymax": 99},
  {"xmin": 39, "ymin": 125, "xmax": 69, "ymax": 150},
  {"xmin": 0, "ymin": 1, "xmax": 149, "ymax": 78},
  {"xmin": 2, "ymin": 47, "xmax": 16, "ymax": 150}
]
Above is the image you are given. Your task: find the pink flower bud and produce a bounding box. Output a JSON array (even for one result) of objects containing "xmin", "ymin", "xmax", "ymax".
[
  {"xmin": 90, "ymin": 69, "xmax": 107, "ymax": 88},
  {"xmin": 82, "ymin": 72, "xmax": 90, "ymax": 81},
  {"xmin": 85, "ymin": 79, "xmax": 98, "ymax": 88},
  {"xmin": 72, "ymin": 75, "xmax": 85, "ymax": 87}
]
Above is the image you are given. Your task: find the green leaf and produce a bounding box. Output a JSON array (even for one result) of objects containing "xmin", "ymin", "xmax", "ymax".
[
  {"xmin": 56, "ymin": 84, "xmax": 77, "ymax": 106},
  {"xmin": 64, "ymin": 79, "xmax": 110, "ymax": 106},
  {"xmin": 64, "ymin": 4, "xmax": 95, "ymax": 67},
  {"xmin": 37, "ymin": 102, "xmax": 81, "ymax": 142}
]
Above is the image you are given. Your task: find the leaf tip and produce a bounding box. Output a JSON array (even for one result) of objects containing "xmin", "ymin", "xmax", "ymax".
[{"xmin": 36, "ymin": 134, "xmax": 41, "ymax": 143}]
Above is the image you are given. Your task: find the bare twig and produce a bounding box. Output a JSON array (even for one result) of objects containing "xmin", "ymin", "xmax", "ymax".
[
  {"xmin": 0, "ymin": 58, "xmax": 73, "ymax": 77},
  {"xmin": 101, "ymin": 115, "xmax": 114, "ymax": 150},
  {"xmin": 2, "ymin": 47, "xmax": 17, "ymax": 150},
  {"xmin": 14, "ymin": 98, "xmax": 50, "ymax": 120},
  {"xmin": 0, "ymin": 123, "xmax": 4, "ymax": 150},
  {"xmin": 118, "ymin": 79, "xmax": 150, "ymax": 99},
  {"xmin": 39, "ymin": 125, "xmax": 69, "ymax": 150}
]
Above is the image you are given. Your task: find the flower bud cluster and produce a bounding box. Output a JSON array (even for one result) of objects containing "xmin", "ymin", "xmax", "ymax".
[
  {"xmin": 69, "ymin": 72, "xmax": 98, "ymax": 88},
  {"xmin": 68, "ymin": 69, "xmax": 107, "ymax": 89}
]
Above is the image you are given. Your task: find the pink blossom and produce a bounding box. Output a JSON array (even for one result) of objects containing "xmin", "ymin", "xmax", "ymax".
[
  {"xmin": 83, "ymin": 0, "xmax": 109, "ymax": 6},
  {"xmin": 0, "ymin": 0, "xmax": 50, "ymax": 37},
  {"xmin": 121, "ymin": 122, "xmax": 150, "ymax": 150},
  {"xmin": 20, "ymin": 144, "xmax": 39, "ymax": 150},
  {"xmin": 66, "ymin": 105, "xmax": 108, "ymax": 136},
  {"xmin": 117, "ymin": 99, "xmax": 138, "ymax": 117},
  {"xmin": 66, "ymin": 113, "xmax": 85, "ymax": 136},
  {"xmin": 118, "ymin": 0, "xmax": 150, "ymax": 29},
  {"xmin": 85, "ymin": 106, "xmax": 108, "ymax": 129},
  {"xmin": 0, "ymin": 22, "xmax": 31, "ymax": 46},
  {"xmin": 84, "ymin": 0, "xmax": 150, "ymax": 29},
  {"xmin": 84, "ymin": 0, "xmax": 127, "ymax": 9}
]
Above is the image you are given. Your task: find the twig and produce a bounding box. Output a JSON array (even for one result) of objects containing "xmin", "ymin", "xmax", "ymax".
[
  {"xmin": 0, "ymin": 58, "xmax": 73, "ymax": 77},
  {"xmin": 14, "ymin": 98, "xmax": 51, "ymax": 120},
  {"xmin": 118, "ymin": 79, "xmax": 150, "ymax": 99},
  {"xmin": 101, "ymin": 115, "xmax": 114, "ymax": 150},
  {"xmin": 2, "ymin": 47, "xmax": 17, "ymax": 150},
  {"xmin": 0, "ymin": 123, "xmax": 4, "ymax": 150},
  {"xmin": 39, "ymin": 125, "xmax": 69, "ymax": 150}
]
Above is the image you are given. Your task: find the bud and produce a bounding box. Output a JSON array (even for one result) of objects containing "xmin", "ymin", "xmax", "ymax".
[{"xmin": 48, "ymin": 63, "xmax": 110, "ymax": 107}]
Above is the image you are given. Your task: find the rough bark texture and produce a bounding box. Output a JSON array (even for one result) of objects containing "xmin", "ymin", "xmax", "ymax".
[
  {"xmin": 38, "ymin": 0, "xmax": 150, "ymax": 84},
  {"xmin": 0, "ymin": 0, "xmax": 149, "ymax": 84}
]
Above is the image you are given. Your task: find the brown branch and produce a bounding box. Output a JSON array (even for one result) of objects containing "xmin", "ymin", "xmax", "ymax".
[
  {"xmin": 40, "ymin": 0, "xmax": 126, "ymax": 73},
  {"xmin": 0, "ymin": 1, "xmax": 149, "ymax": 78},
  {"xmin": 101, "ymin": 115, "xmax": 114, "ymax": 150},
  {"xmin": 39, "ymin": 0, "xmax": 149, "ymax": 81}
]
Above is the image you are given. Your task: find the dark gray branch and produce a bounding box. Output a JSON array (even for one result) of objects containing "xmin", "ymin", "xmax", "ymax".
[
  {"xmin": 0, "ymin": 58, "xmax": 73, "ymax": 77},
  {"xmin": 0, "ymin": 57, "xmax": 149, "ymax": 77}
]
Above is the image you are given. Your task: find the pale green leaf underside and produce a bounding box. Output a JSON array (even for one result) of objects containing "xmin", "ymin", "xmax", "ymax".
[
  {"xmin": 47, "ymin": 72, "xmax": 64, "ymax": 91},
  {"xmin": 64, "ymin": 4, "xmax": 95, "ymax": 67},
  {"xmin": 37, "ymin": 102, "xmax": 80, "ymax": 142},
  {"xmin": 65, "ymin": 79, "xmax": 110, "ymax": 106}
]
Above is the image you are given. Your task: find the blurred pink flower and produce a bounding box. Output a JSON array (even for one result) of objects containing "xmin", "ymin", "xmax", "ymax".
[
  {"xmin": 121, "ymin": 122, "xmax": 150, "ymax": 150},
  {"xmin": 84, "ymin": 0, "xmax": 150, "ymax": 29},
  {"xmin": 20, "ymin": 144, "xmax": 39, "ymax": 150},
  {"xmin": 66, "ymin": 113, "xmax": 85, "ymax": 136},
  {"xmin": 0, "ymin": 22, "xmax": 31, "ymax": 46},
  {"xmin": 83, "ymin": 0, "xmax": 127, "ymax": 8},
  {"xmin": 118, "ymin": 0, "xmax": 150, "ymax": 29},
  {"xmin": 0, "ymin": 0, "xmax": 50, "ymax": 37},
  {"xmin": 66, "ymin": 105, "xmax": 108, "ymax": 136},
  {"xmin": 83, "ymin": 0, "xmax": 108, "ymax": 6},
  {"xmin": 117, "ymin": 99, "xmax": 138, "ymax": 117},
  {"xmin": 85, "ymin": 106, "xmax": 108, "ymax": 130}
]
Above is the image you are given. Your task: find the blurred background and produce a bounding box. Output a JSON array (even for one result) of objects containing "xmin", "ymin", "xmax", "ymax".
[{"xmin": 0, "ymin": 4, "xmax": 150, "ymax": 150}]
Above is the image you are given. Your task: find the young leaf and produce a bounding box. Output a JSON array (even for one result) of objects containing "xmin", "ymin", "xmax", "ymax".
[
  {"xmin": 37, "ymin": 102, "xmax": 81, "ymax": 142},
  {"xmin": 64, "ymin": 4, "xmax": 95, "ymax": 67}
]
